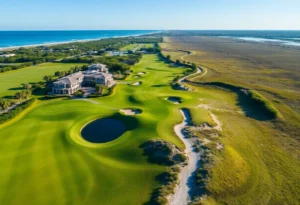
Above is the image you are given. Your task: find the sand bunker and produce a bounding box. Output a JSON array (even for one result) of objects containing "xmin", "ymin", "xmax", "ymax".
[
  {"xmin": 167, "ymin": 97, "xmax": 182, "ymax": 104},
  {"xmin": 130, "ymin": 81, "xmax": 142, "ymax": 86},
  {"xmin": 137, "ymin": 72, "xmax": 146, "ymax": 75},
  {"xmin": 120, "ymin": 109, "xmax": 142, "ymax": 115}
]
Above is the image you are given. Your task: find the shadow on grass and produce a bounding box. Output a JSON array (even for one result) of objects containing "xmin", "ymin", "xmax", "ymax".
[
  {"xmin": 236, "ymin": 92, "xmax": 274, "ymax": 121},
  {"xmin": 128, "ymin": 95, "xmax": 144, "ymax": 105},
  {"xmin": 188, "ymin": 82, "xmax": 275, "ymax": 121},
  {"xmin": 8, "ymin": 87, "xmax": 23, "ymax": 91},
  {"xmin": 151, "ymin": 84, "xmax": 169, "ymax": 87},
  {"xmin": 3, "ymin": 96, "xmax": 16, "ymax": 100}
]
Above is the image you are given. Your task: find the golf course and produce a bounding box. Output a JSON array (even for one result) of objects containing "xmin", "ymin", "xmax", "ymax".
[
  {"xmin": 0, "ymin": 63, "xmax": 86, "ymax": 97},
  {"xmin": 0, "ymin": 52, "xmax": 299, "ymax": 205},
  {"xmin": 0, "ymin": 54, "xmax": 190, "ymax": 204}
]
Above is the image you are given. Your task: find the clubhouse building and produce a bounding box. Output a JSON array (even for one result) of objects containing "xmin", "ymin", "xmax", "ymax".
[{"xmin": 52, "ymin": 64, "xmax": 115, "ymax": 95}]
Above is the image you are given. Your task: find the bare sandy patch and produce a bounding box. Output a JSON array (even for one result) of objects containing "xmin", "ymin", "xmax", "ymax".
[
  {"xmin": 130, "ymin": 81, "xmax": 141, "ymax": 86},
  {"xmin": 217, "ymin": 143, "xmax": 224, "ymax": 150},
  {"xmin": 191, "ymin": 113, "xmax": 222, "ymax": 131},
  {"xmin": 202, "ymin": 138, "xmax": 211, "ymax": 145},
  {"xmin": 210, "ymin": 113, "xmax": 222, "ymax": 131},
  {"xmin": 120, "ymin": 109, "xmax": 142, "ymax": 115}
]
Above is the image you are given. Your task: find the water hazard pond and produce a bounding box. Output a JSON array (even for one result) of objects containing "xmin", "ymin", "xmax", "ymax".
[{"xmin": 81, "ymin": 118, "xmax": 126, "ymax": 143}]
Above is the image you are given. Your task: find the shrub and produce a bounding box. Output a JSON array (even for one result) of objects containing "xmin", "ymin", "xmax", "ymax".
[
  {"xmin": 0, "ymin": 98, "xmax": 35, "ymax": 124},
  {"xmin": 140, "ymin": 140, "xmax": 174, "ymax": 166},
  {"xmin": 74, "ymin": 90, "xmax": 85, "ymax": 97}
]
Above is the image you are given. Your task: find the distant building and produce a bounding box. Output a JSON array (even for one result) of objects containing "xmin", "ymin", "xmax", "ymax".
[
  {"xmin": 87, "ymin": 51, "xmax": 98, "ymax": 55},
  {"xmin": 88, "ymin": 63, "xmax": 108, "ymax": 73},
  {"xmin": 52, "ymin": 72, "xmax": 84, "ymax": 95},
  {"xmin": 106, "ymin": 51, "xmax": 127, "ymax": 56},
  {"xmin": 82, "ymin": 71, "xmax": 115, "ymax": 87},
  {"xmin": 52, "ymin": 64, "xmax": 115, "ymax": 95},
  {"xmin": 0, "ymin": 54, "xmax": 16, "ymax": 58}
]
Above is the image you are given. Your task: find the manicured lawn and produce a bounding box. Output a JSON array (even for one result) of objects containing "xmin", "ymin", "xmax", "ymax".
[
  {"xmin": 0, "ymin": 55, "xmax": 193, "ymax": 204},
  {"xmin": 0, "ymin": 63, "xmax": 86, "ymax": 97},
  {"xmin": 0, "ymin": 54, "xmax": 299, "ymax": 205}
]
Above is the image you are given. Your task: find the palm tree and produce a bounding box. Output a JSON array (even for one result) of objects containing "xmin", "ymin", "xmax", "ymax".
[
  {"xmin": 25, "ymin": 90, "xmax": 31, "ymax": 100},
  {"xmin": 43, "ymin": 76, "xmax": 49, "ymax": 82},
  {"xmin": 23, "ymin": 84, "xmax": 32, "ymax": 90},
  {"xmin": 96, "ymin": 84, "xmax": 105, "ymax": 94},
  {"xmin": 20, "ymin": 91, "xmax": 27, "ymax": 101},
  {"xmin": 43, "ymin": 75, "xmax": 52, "ymax": 83},
  {"xmin": 54, "ymin": 71, "xmax": 60, "ymax": 77},
  {"xmin": 15, "ymin": 92, "xmax": 22, "ymax": 103},
  {"xmin": 0, "ymin": 99, "xmax": 10, "ymax": 112}
]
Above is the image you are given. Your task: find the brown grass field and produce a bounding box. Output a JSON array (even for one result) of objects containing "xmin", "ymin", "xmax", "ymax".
[{"xmin": 160, "ymin": 35, "xmax": 300, "ymax": 205}]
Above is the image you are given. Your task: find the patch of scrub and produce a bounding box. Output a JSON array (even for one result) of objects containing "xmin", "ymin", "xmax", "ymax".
[
  {"xmin": 130, "ymin": 81, "xmax": 142, "ymax": 86},
  {"xmin": 191, "ymin": 113, "xmax": 222, "ymax": 131},
  {"xmin": 167, "ymin": 96, "xmax": 182, "ymax": 104},
  {"xmin": 120, "ymin": 108, "xmax": 142, "ymax": 116},
  {"xmin": 81, "ymin": 118, "xmax": 126, "ymax": 143}
]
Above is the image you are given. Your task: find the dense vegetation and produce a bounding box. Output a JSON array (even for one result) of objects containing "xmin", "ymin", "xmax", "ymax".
[
  {"xmin": 141, "ymin": 140, "xmax": 187, "ymax": 166},
  {"xmin": 0, "ymin": 62, "xmax": 33, "ymax": 73},
  {"xmin": 0, "ymin": 36, "xmax": 161, "ymax": 73},
  {"xmin": 62, "ymin": 53, "xmax": 143, "ymax": 74},
  {"xmin": 0, "ymin": 98, "xmax": 35, "ymax": 124},
  {"xmin": 141, "ymin": 140, "xmax": 186, "ymax": 205},
  {"xmin": 146, "ymin": 167, "xmax": 181, "ymax": 205}
]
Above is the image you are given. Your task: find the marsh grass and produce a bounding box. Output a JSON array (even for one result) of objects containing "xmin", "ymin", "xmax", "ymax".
[{"xmin": 161, "ymin": 36, "xmax": 300, "ymax": 204}]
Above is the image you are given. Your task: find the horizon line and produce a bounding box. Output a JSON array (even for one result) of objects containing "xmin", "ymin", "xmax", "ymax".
[{"xmin": 0, "ymin": 29, "xmax": 300, "ymax": 31}]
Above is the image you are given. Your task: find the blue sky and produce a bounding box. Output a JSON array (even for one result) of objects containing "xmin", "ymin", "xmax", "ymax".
[{"xmin": 0, "ymin": 0, "xmax": 299, "ymax": 30}]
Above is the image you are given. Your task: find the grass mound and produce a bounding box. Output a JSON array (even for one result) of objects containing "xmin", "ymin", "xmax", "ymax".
[
  {"xmin": 140, "ymin": 140, "xmax": 187, "ymax": 166},
  {"xmin": 146, "ymin": 167, "xmax": 181, "ymax": 205},
  {"xmin": 207, "ymin": 146, "xmax": 250, "ymax": 196},
  {"xmin": 248, "ymin": 90, "xmax": 279, "ymax": 119},
  {"xmin": 187, "ymin": 81, "xmax": 279, "ymax": 120}
]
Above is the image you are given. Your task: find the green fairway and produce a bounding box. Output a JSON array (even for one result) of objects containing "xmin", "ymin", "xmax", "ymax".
[
  {"xmin": 0, "ymin": 54, "xmax": 299, "ymax": 205},
  {"xmin": 0, "ymin": 55, "xmax": 193, "ymax": 204},
  {"xmin": 0, "ymin": 63, "xmax": 86, "ymax": 97}
]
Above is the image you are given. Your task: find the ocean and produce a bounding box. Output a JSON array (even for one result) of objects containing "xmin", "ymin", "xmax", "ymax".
[
  {"xmin": 1, "ymin": 30, "xmax": 300, "ymax": 49},
  {"xmin": 0, "ymin": 30, "xmax": 159, "ymax": 49}
]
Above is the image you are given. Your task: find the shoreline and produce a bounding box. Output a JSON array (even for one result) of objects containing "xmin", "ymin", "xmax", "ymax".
[
  {"xmin": 219, "ymin": 36, "xmax": 300, "ymax": 47},
  {"xmin": 0, "ymin": 31, "xmax": 161, "ymax": 51}
]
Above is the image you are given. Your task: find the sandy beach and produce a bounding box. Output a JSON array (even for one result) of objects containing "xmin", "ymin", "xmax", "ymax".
[{"xmin": 0, "ymin": 31, "xmax": 161, "ymax": 51}]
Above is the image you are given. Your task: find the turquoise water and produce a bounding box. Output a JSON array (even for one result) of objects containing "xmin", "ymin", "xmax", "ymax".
[
  {"xmin": 0, "ymin": 30, "xmax": 159, "ymax": 49},
  {"xmin": 1, "ymin": 30, "xmax": 300, "ymax": 49}
]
